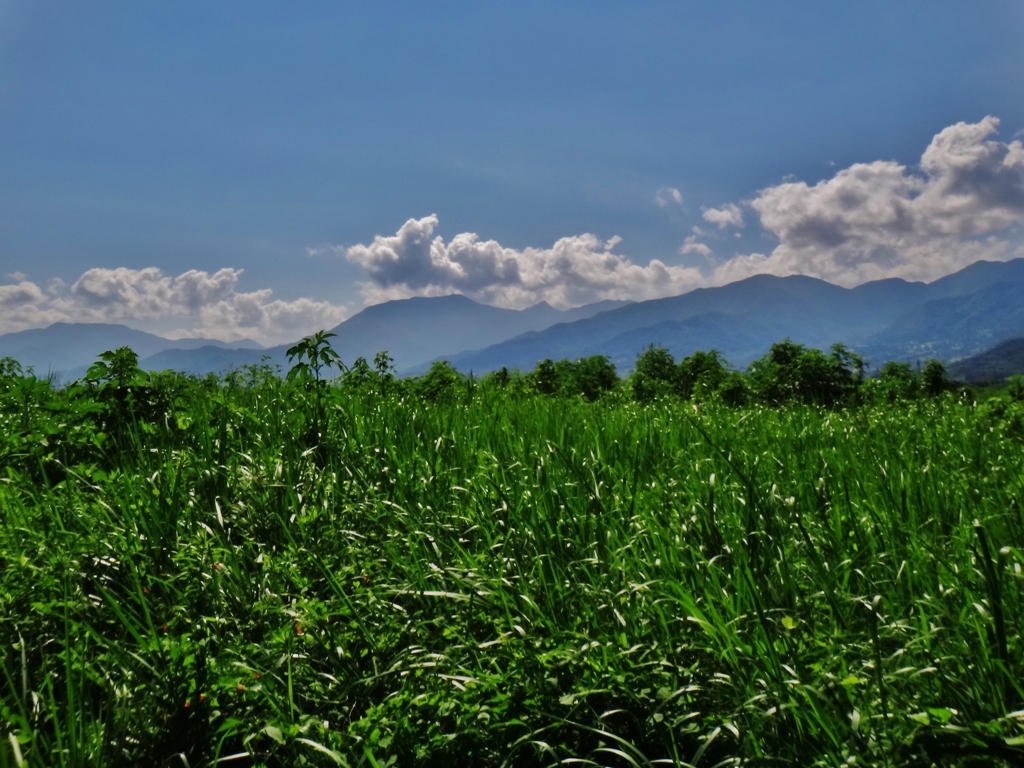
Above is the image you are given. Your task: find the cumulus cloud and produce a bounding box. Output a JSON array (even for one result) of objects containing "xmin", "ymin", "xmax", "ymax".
[
  {"xmin": 679, "ymin": 228, "xmax": 713, "ymax": 258},
  {"xmin": 712, "ymin": 116, "xmax": 1024, "ymax": 286},
  {"xmin": 340, "ymin": 118, "xmax": 1024, "ymax": 309},
  {"xmin": 344, "ymin": 214, "xmax": 704, "ymax": 309},
  {"xmin": 7, "ymin": 117, "xmax": 1021, "ymax": 342},
  {"xmin": 0, "ymin": 267, "xmax": 348, "ymax": 344},
  {"xmin": 702, "ymin": 203, "xmax": 744, "ymax": 229},
  {"xmin": 655, "ymin": 187, "xmax": 684, "ymax": 208},
  {"xmin": 0, "ymin": 280, "xmax": 66, "ymax": 333}
]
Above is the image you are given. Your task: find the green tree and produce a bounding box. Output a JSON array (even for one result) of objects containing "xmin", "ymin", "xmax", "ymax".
[
  {"xmin": 531, "ymin": 359, "xmax": 560, "ymax": 395},
  {"xmin": 871, "ymin": 360, "xmax": 918, "ymax": 402},
  {"xmin": 718, "ymin": 371, "xmax": 749, "ymax": 406},
  {"xmin": 532, "ymin": 356, "xmax": 618, "ymax": 400},
  {"xmin": 678, "ymin": 349, "xmax": 728, "ymax": 400},
  {"xmin": 921, "ymin": 359, "xmax": 949, "ymax": 397},
  {"xmin": 419, "ymin": 360, "xmax": 463, "ymax": 402},
  {"xmin": 570, "ymin": 355, "xmax": 619, "ymax": 401},
  {"xmin": 631, "ymin": 345, "xmax": 676, "ymax": 402},
  {"xmin": 748, "ymin": 339, "xmax": 863, "ymax": 406},
  {"xmin": 490, "ymin": 367, "xmax": 512, "ymax": 388},
  {"xmin": 747, "ymin": 339, "xmax": 805, "ymax": 404}
]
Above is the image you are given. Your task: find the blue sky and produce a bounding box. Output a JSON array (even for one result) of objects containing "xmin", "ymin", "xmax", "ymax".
[{"xmin": 1, "ymin": 1, "xmax": 1023, "ymax": 343}]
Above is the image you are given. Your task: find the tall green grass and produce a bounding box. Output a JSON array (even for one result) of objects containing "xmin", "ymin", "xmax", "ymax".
[{"xmin": 1, "ymin": 375, "xmax": 1023, "ymax": 766}]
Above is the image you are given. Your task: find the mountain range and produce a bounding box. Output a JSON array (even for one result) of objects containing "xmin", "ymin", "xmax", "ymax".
[
  {"xmin": 1, "ymin": 298, "xmax": 630, "ymax": 381},
  {"xmin": 4, "ymin": 258, "xmax": 1024, "ymax": 382},
  {"xmin": 948, "ymin": 338, "xmax": 1024, "ymax": 383},
  {"xmin": 0, "ymin": 323, "xmax": 262, "ymax": 381},
  {"xmin": 436, "ymin": 258, "xmax": 1024, "ymax": 375}
]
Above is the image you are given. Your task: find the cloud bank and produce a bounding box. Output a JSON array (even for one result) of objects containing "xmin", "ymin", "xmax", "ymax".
[
  {"xmin": 702, "ymin": 203, "xmax": 744, "ymax": 229},
  {"xmin": 2, "ymin": 116, "xmax": 1021, "ymax": 342},
  {"xmin": 0, "ymin": 267, "xmax": 348, "ymax": 344},
  {"xmin": 344, "ymin": 215, "xmax": 705, "ymax": 309},
  {"xmin": 340, "ymin": 117, "xmax": 1024, "ymax": 309},
  {"xmin": 713, "ymin": 116, "xmax": 1024, "ymax": 286}
]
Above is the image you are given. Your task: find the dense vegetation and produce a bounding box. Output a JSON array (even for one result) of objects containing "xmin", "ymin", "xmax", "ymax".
[{"xmin": 1, "ymin": 337, "xmax": 1024, "ymax": 766}]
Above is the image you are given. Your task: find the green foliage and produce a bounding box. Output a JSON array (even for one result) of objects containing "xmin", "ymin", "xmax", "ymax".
[
  {"xmin": 529, "ymin": 358, "xmax": 559, "ymax": 395},
  {"xmin": 418, "ymin": 360, "xmax": 463, "ymax": 402},
  {"xmin": 341, "ymin": 351, "xmax": 398, "ymax": 398},
  {"xmin": 0, "ymin": 356, "xmax": 24, "ymax": 382},
  {"xmin": 286, "ymin": 330, "xmax": 343, "ymax": 385},
  {"xmin": 342, "ymin": 355, "xmax": 373, "ymax": 389},
  {"xmin": 373, "ymin": 350, "xmax": 396, "ymax": 380},
  {"xmin": 678, "ymin": 348, "xmax": 729, "ymax": 399},
  {"xmin": 747, "ymin": 339, "xmax": 864, "ymax": 406},
  {"xmin": 631, "ymin": 346, "xmax": 736, "ymax": 404},
  {"xmin": 287, "ymin": 331, "xmax": 345, "ymax": 441},
  {"xmin": 1, "ymin": 340, "xmax": 1020, "ymax": 766},
  {"xmin": 921, "ymin": 358, "xmax": 950, "ymax": 397},
  {"xmin": 717, "ymin": 369, "xmax": 749, "ymax": 406},
  {"xmin": 529, "ymin": 355, "xmax": 618, "ymax": 400},
  {"xmin": 85, "ymin": 346, "xmax": 143, "ymax": 388},
  {"xmin": 486, "ymin": 366, "xmax": 512, "ymax": 388},
  {"xmin": 1006, "ymin": 374, "xmax": 1024, "ymax": 402},
  {"xmin": 566, "ymin": 355, "xmax": 618, "ymax": 401},
  {"xmin": 631, "ymin": 345, "xmax": 676, "ymax": 402}
]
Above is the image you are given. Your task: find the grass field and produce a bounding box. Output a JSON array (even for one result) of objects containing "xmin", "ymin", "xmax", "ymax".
[{"xmin": 1, "ymin": 355, "xmax": 1023, "ymax": 766}]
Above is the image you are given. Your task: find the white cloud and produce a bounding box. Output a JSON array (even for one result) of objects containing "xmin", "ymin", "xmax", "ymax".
[
  {"xmin": 339, "ymin": 119, "xmax": 1024, "ymax": 309},
  {"xmin": 344, "ymin": 214, "xmax": 705, "ymax": 309},
  {"xmin": 6, "ymin": 117, "xmax": 1021, "ymax": 344},
  {"xmin": 702, "ymin": 203, "xmax": 744, "ymax": 229},
  {"xmin": 0, "ymin": 280, "xmax": 66, "ymax": 333},
  {"xmin": 679, "ymin": 233, "xmax": 713, "ymax": 258},
  {"xmin": 655, "ymin": 187, "xmax": 684, "ymax": 208},
  {"xmin": 710, "ymin": 116, "xmax": 1024, "ymax": 286},
  {"xmin": 0, "ymin": 268, "xmax": 349, "ymax": 345}
]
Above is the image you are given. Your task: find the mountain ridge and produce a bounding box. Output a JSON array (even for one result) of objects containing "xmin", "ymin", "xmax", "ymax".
[
  {"xmin": 4, "ymin": 259, "xmax": 1024, "ymax": 380},
  {"xmin": 0, "ymin": 322, "xmax": 262, "ymax": 378},
  {"xmin": 438, "ymin": 259, "xmax": 1024, "ymax": 374},
  {"xmin": 0, "ymin": 297, "xmax": 632, "ymax": 379}
]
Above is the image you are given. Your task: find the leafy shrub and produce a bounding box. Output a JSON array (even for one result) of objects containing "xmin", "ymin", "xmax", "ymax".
[
  {"xmin": 747, "ymin": 339, "xmax": 863, "ymax": 406},
  {"xmin": 530, "ymin": 356, "xmax": 618, "ymax": 401},
  {"xmin": 418, "ymin": 360, "xmax": 463, "ymax": 402}
]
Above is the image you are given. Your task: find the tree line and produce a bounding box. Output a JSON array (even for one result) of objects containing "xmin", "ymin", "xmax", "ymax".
[
  {"xmin": 410, "ymin": 339, "xmax": 961, "ymax": 407},
  {"xmin": 0, "ymin": 335, "xmax": 976, "ymax": 418}
]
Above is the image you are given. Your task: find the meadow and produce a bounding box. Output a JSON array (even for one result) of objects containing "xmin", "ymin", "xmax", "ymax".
[{"xmin": 1, "ymin": 341, "xmax": 1023, "ymax": 767}]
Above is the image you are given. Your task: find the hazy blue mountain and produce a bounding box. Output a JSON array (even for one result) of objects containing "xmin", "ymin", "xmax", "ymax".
[
  {"xmin": 443, "ymin": 258, "xmax": 1024, "ymax": 374},
  {"xmin": 440, "ymin": 274, "xmax": 916, "ymax": 372},
  {"xmin": 923, "ymin": 258, "xmax": 1024, "ymax": 300},
  {"xmin": 9, "ymin": 259, "xmax": 1023, "ymax": 381},
  {"xmin": 0, "ymin": 322, "xmax": 261, "ymax": 378},
  {"xmin": 317, "ymin": 295, "xmax": 630, "ymax": 374},
  {"xmin": 116, "ymin": 296, "xmax": 633, "ymax": 378},
  {"xmin": 134, "ymin": 346, "xmax": 276, "ymax": 379},
  {"xmin": 859, "ymin": 276, "xmax": 1024, "ymax": 364},
  {"xmin": 948, "ymin": 338, "xmax": 1024, "ymax": 382}
]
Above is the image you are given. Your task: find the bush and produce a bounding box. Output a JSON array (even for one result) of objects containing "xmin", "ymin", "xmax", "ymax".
[
  {"xmin": 418, "ymin": 360, "xmax": 463, "ymax": 402},
  {"xmin": 747, "ymin": 339, "xmax": 863, "ymax": 406},
  {"xmin": 530, "ymin": 356, "xmax": 619, "ymax": 401},
  {"xmin": 921, "ymin": 359, "xmax": 949, "ymax": 397}
]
